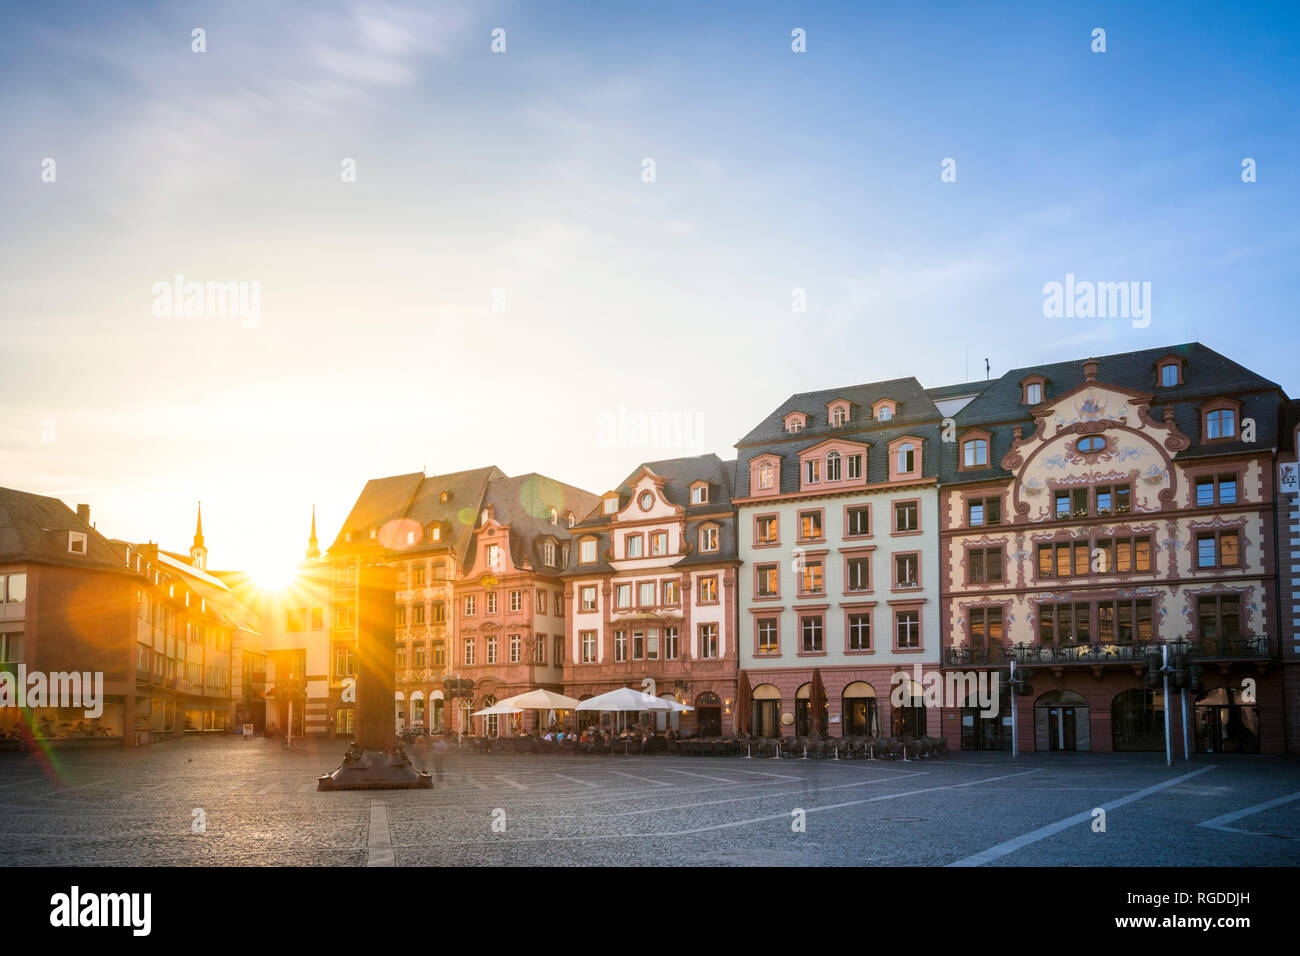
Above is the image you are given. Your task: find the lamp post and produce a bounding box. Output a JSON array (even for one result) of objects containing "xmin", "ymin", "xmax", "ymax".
[
  {"xmin": 442, "ymin": 675, "xmax": 474, "ymax": 747},
  {"xmin": 1006, "ymin": 660, "xmax": 1033, "ymax": 758}
]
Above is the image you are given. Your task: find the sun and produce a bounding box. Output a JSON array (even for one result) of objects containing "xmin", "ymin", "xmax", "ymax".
[{"xmin": 247, "ymin": 557, "xmax": 298, "ymax": 592}]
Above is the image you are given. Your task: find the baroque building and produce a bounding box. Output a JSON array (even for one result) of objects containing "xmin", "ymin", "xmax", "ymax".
[
  {"xmin": 938, "ymin": 344, "xmax": 1293, "ymax": 753},
  {"xmin": 734, "ymin": 378, "xmax": 944, "ymax": 739},
  {"xmin": 562, "ymin": 455, "xmax": 739, "ymax": 735}
]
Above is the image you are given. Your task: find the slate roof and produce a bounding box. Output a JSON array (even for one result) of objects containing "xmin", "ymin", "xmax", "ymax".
[
  {"xmin": 733, "ymin": 377, "xmax": 943, "ymax": 498},
  {"xmin": 937, "ymin": 342, "xmax": 1289, "ymax": 486},
  {"xmin": 0, "ymin": 487, "xmax": 131, "ymax": 574},
  {"xmin": 479, "ymin": 473, "xmax": 600, "ymax": 572},
  {"xmin": 563, "ymin": 454, "xmax": 739, "ymax": 575}
]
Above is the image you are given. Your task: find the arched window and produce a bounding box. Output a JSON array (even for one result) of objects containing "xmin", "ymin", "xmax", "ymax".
[
  {"xmin": 832, "ymin": 406, "xmax": 847, "ymax": 426},
  {"xmin": 1112, "ymin": 688, "xmax": 1163, "ymax": 751},
  {"xmin": 549, "ymin": 506, "xmax": 557, "ymax": 525},
  {"xmin": 1206, "ymin": 408, "xmax": 1236, "ymax": 440},
  {"xmin": 481, "ymin": 695, "xmax": 500, "ymax": 738},
  {"xmin": 825, "ymin": 450, "xmax": 842, "ymax": 481},
  {"xmin": 842, "ymin": 682, "xmax": 879, "ymax": 737},
  {"xmin": 891, "ymin": 678, "xmax": 927, "ymax": 738},
  {"xmin": 876, "ymin": 406, "xmax": 893, "ymax": 422},
  {"xmin": 752, "ymin": 684, "xmax": 782, "ymax": 738},
  {"xmin": 695, "ymin": 691, "xmax": 722, "ymax": 737},
  {"xmin": 758, "ymin": 460, "xmax": 774, "ymax": 490},
  {"xmin": 566, "ymin": 512, "xmax": 575, "ymax": 528},
  {"xmin": 794, "ymin": 683, "xmax": 811, "ymax": 736}
]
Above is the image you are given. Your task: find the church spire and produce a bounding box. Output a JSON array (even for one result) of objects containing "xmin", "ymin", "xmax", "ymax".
[
  {"xmin": 305, "ymin": 504, "xmax": 321, "ymax": 561},
  {"xmin": 190, "ymin": 502, "xmax": 207, "ymax": 571}
]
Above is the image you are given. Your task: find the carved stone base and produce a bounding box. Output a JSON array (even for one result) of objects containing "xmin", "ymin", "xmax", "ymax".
[{"xmin": 317, "ymin": 742, "xmax": 433, "ymax": 791}]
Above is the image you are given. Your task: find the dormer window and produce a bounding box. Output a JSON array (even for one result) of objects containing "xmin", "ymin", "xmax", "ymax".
[
  {"xmin": 1155, "ymin": 355, "xmax": 1185, "ymax": 388},
  {"xmin": 897, "ymin": 443, "xmax": 915, "ymax": 474},
  {"xmin": 888, "ymin": 436, "xmax": 923, "ymax": 481},
  {"xmin": 369, "ymin": 527, "xmax": 378, "ymax": 540},
  {"xmin": 579, "ymin": 537, "xmax": 598, "ymax": 563},
  {"xmin": 689, "ymin": 482, "xmax": 709, "ymax": 505},
  {"xmin": 826, "ymin": 450, "xmax": 841, "ymax": 481},
  {"xmin": 431, "ymin": 526, "xmax": 441, "ymax": 542},
  {"xmin": 566, "ymin": 511, "xmax": 575, "ymax": 528},
  {"xmin": 440, "ymin": 491, "xmax": 451, "ymax": 503},
  {"xmin": 871, "ymin": 398, "xmax": 897, "ymax": 422},
  {"xmin": 1024, "ymin": 383, "xmax": 1042, "ymax": 404},
  {"xmin": 758, "ymin": 461, "xmax": 774, "ymax": 490},
  {"xmin": 877, "ymin": 407, "xmax": 892, "ymax": 421},
  {"xmin": 1206, "ymin": 407, "xmax": 1236, "ymax": 440},
  {"xmin": 699, "ymin": 526, "xmax": 719, "ymax": 552},
  {"xmin": 68, "ymin": 531, "xmax": 87, "ymax": 554},
  {"xmin": 784, "ymin": 411, "xmax": 807, "ymax": 433},
  {"xmin": 544, "ymin": 542, "xmax": 556, "ymax": 566},
  {"xmin": 549, "ymin": 506, "xmax": 558, "ymax": 525},
  {"xmin": 962, "ymin": 436, "xmax": 988, "ymax": 468},
  {"xmin": 602, "ymin": 495, "xmax": 619, "ymax": 515},
  {"xmin": 827, "ymin": 400, "xmax": 851, "ymax": 427},
  {"xmin": 832, "ymin": 407, "xmax": 846, "ymax": 426}
]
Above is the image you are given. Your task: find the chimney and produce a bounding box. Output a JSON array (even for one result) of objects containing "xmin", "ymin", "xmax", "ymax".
[
  {"xmin": 76, "ymin": 503, "xmax": 90, "ymax": 525},
  {"xmin": 1082, "ymin": 358, "xmax": 1099, "ymax": 381}
]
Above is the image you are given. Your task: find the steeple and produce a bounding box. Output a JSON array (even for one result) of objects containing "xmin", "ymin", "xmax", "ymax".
[
  {"xmin": 190, "ymin": 502, "xmax": 207, "ymax": 571},
  {"xmin": 305, "ymin": 504, "xmax": 321, "ymax": 561}
]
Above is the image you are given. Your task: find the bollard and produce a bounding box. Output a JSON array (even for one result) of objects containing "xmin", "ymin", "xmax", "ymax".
[
  {"xmin": 802, "ymin": 745, "xmax": 808, "ymax": 760},
  {"xmin": 902, "ymin": 747, "xmax": 910, "ymax": 763},
  {"xmin": 833, "ymin": 746, "xmax": 839, "ymax": 760},
  {"xmin": 745, "ymin": 743, "xmax": 752, "ymax": 759},
  {"xmin": 868, "ymin": 745, "xmax": 875, "ymax": 761}
]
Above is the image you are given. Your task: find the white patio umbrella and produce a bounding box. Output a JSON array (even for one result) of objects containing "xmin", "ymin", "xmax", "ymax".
[
  {"xmin": 471, "ymin": 702, "xmax": 521, "ymax": 737},
  {"xmin": 497, "ymin": 689, "xmax": 581, "ymax": 734},
  {"xmin": 576, "ymin": 687, "xmax": 676, "ymax": 741}
]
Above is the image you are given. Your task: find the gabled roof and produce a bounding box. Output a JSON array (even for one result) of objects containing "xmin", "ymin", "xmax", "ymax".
[
  {"xmin": 478, "ymin": 473, "xmax": 600, "ymax": 571},
  {"xmin": 0, "ymin": 487, "xmax": 131, "ymax": 574},
  {"xmin": 739, "ymin": 376, "xmax": 938, "ymax": 445}
]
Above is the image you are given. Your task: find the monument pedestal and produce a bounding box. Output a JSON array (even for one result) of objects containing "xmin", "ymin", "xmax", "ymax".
[{"xmin": 318, "ymin": 741, "xmax": 432, "ymax": 791}]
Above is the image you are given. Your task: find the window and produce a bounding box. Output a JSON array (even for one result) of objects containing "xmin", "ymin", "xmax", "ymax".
[
  {"xmin": 579, "ymin": 539, "xmax": 597, "ymax": 563},
  {"xmin": 580, "ymin": 586, "xmax": 597, "ymax": 611},
  {"xmin": 845, "ymin": 556, "xmax": 871, "ymax": 592},
  {"xmin": 544, "ymin": 542, "xmax": 556, "ymax": 566},
  {"xmin": 554, "ymin": 635, "xmax": 563, "ymax": 664},
  {"xmin": 698, "ymin": 576, "xmax": 718, "ymax": 603},
  {"xmin": 664, "ymin": 627, "xmax": 679, "ymax": 659},
  {"xmin": 876, "ymin": 406, "xmax": 893, "ymax": 422},
  {"xmin": 536, "ymin": 588, "xmax": 546, "ymax": 611},
  {"xmin": 509, "ymin": 633, "xmax": 521, "ymax": 663},
  {"xmin": 412, "ymin": 603, "xmax": 425, "ymax": 625},
  {"xmin": 832, "ymin": 406, "xmax": 847, "ymax": 426},
  {"xmin": 1096, "ymin": 484, "xmax": 1131, "ymax": 516},
  {"xmin": 486, "ymin": 636, "xmax": 497, "ymax": 664},
  {"xmin": 567, "ymin": 512, "xmax": 575, "ymax": 528},
  {"xmin": 614, "ymin": 629, "xmax": 627, "ymax": 662},
  {"xmin": 968, "ymin": 607, "xmax": 1003, "ymax": 648},
  {"xmin": 1077, "ymin": 436, "xmax": 1105, "ymax": 454},
  {"xmin": 431, "ymin": 526, "xmax": 441, "ymax": 542},
  {"xmin": 691, "ymin": 485, "xmax": 708, "ymax": 504},
  {"xmin": 662, "ymin": 580, "xmax": 680, "ymax": 605},
  {"xmin": 640, "ymin": 581, "xmax": 657, "ymax": 607},
  {"xmin": 432, "ymin": 641, "xmax": 445, "ymax": 666},
  {"xmin": 757, "ymin": 461, "xmax": 775, "ymax": 490},
  {"xmin": 562, "ymin": 544, "xmax": 570, "ymax": 566},
  {"xmin": 756, "ymin": 564, "xmax": 779, "ymax": 597},
  {"xmin": 699, "ymin": 527, "xmax": 719, "ymax": 552},
  {"xmin": 581, "ymin": 630, "xmax": 597, "ymax": 662},
  {"xmin": 410, "ymin": 565, "xmax": 425, "ymax": 587},
  {"xmin": 1196, "ymin": 475, "xmax": 1238, "ymax": 507},
  {"xmin": 805, "ymin": 459, "xmax": 821, "ymax": 484},
  {"xmin": 893, "ymin": 500, "xmax": 918, "ymax": 533},
  {"xmin": 485, "ymin": 545, "xmax": 500, "ymax": 571},
  {"xmin": 68, "ymin": 531, "xmax": 87, "ymax": 554},
  {"xmin": 800, "ymin": 559, "xmax": 824, "ymax": 595},
  {"xmin": 826, "ymin": 451, "xmax": 841, "ymax": 481},
  {"xmin": 1160, "ymin": 363, "xmax": 1179, "ymax": 387},
  {"xmin": 486, "ymin": 592, "xmax": 498, "ymax": 614},
  {"xmin": 756, "ymin": 618, "xmax": 779, "ymax": 655},
  {"xmin": 1197, "ymin": 594, "xmax": 1241, "ymax": 641},
  {"xmin": 788, "ymin": 417, "xmax": 804, "ymax": 433},
  {"xmin": 895, "ymin": 609, "xmax": 920, "ymax": 648},
  {"xmin": 616, "ymin": 583, "xmax": 632, "ymax": 609},
  {"xmin": 625, "ymin": 535, "xmax": 643, "ymax": 559},
  {"xmin": 1206, "ymin": 408, "xmax": 1236, "ymax": 440},
  {"xmin": 1037, "ymin": 602, "xmax": 1092, "ymax": 644},
  {"xmin": 535, "ymin": 635, "xmax": 546, "ymax": 663},
  {"xmin": 896, "ymin": 443, "xmax": 915, "ymax": 474},
  {"xmin": 334, "ymin": 604, "xmax": 355, "ymax": 629},
  {"xmin": 963, "ymin": 439, "xmax": 988, "ymax": 467},
  {"xmin": 894, "ymin": 553, "xmax": 919, "ymax": 588},
  {"xmin": 847, "ymin": 613, "xmax": 871, "ymax": 651},
  {"xmin": 431, "ymin": 601, "xmax": 445, "ymax": 624},
  {"xmin": 463, "ymin": 638, "xmax": 476, "ymax": 665},
  {"xmin": 799, "ymin": 510, "xmax": 823, "ymax": 540},
  {"xmin": 1038, "ymin": 537, "xmax": 1152, "ymax": 577},
  {"xmin": 847, "ymin": 454, "xmax": 863, "ymax": 479},
  {"xmin": 699, "ymin": 623, "xmax": 719, "ymax": 658},
  {"xmin": 967, "ymin": 547, "xmax": 1003, "ymax": 584},
  {"xmin": 756, "ymin": 515, "xmax": 778, "ymax": 545},
  {"xmin": 966, "ymin": 497, "xmax": 1001, "ymax": 527},
  {"xmin": 395, "ymin": 646, "xmax": 407, "ymax": 669},
  {"xmin": 800, "ymin": 616, "xmax": 823, "ymax": 653},
  {"xmin": 603, "ymin": 497, "xmax": 619, "ymax": 515},
  {"xmin": 1024, "ymin": 382, "xmax": 1042, "ymax": 405},
  {"xmin": 1196, "ymin": 531, "xmax": 1239, "ymax": 569},
  {"xmin": 651, "ymin": 531, "xmax": 668, "ymax": 555},
  {"xmin": 554, "ymin": 593, "xmax": 563, "ymax": 616}
]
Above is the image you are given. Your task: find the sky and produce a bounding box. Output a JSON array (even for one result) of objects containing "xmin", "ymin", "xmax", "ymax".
[{"xmin": 1, "ymin": 0, "xmax": 1297, "ymax": 580}]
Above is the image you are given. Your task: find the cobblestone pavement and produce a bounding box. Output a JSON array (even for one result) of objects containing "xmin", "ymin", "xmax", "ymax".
[{"xmin": 1, "ymin": 737, "xmax": 1298, "ymax": 866}]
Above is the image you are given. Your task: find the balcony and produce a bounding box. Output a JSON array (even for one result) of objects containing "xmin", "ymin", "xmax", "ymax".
[{"xmin": 944, "ymin": 636, "xmax": 1271, "ymax": 668}]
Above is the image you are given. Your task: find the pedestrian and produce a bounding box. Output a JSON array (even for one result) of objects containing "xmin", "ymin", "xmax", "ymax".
[{"xmin": 431, "ymin": 734, "xmax": 447, "ymax": 783}]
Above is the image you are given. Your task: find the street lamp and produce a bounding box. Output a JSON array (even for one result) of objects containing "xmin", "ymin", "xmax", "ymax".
[{"xmin": 441, "ymin": 675, "xmax": 474, "ymax": 747}]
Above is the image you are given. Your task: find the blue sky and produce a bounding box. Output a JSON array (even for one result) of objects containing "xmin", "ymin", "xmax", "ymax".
[{"xmin": 1, "ymin": 0, "xmax": 1297, "ymax": 572}]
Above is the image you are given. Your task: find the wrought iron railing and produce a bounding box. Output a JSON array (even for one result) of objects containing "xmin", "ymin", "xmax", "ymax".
[{"xmin": 944, "ymin": 635, "xmax": 1271, "ymax": 667}]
